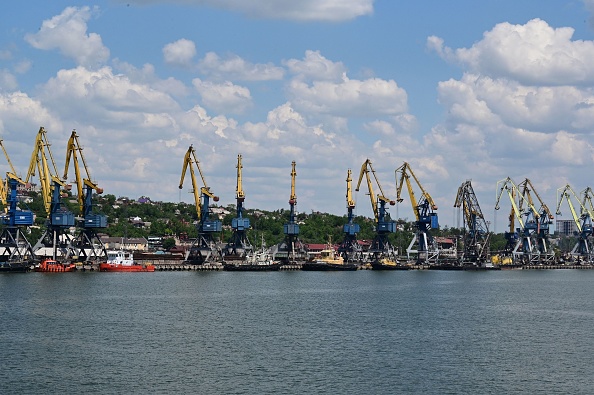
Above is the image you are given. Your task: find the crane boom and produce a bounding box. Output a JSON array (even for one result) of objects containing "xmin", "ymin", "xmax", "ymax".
[{"xmin": 179, "ymin": 145, "xmax": 218, "ymax": 221}]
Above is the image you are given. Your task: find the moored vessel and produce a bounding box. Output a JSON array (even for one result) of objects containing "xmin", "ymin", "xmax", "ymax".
[
  {"xmin": 99, "ymin": 250, "xmax": 155, "ymax": 272},
  {"xmin": 302, "ymin": 241, "xmax": 358, "ymax": 271},
  {"xmin": 371, "ymin": 258, "xmax": 409, "ymax": 270},
  {"xmin": 223, "ymin": 249, "xmax": 281, "ymax": 271},
  {"xmin": 34, "ymin": 259, "xmax": 76, "ymax": 272}
]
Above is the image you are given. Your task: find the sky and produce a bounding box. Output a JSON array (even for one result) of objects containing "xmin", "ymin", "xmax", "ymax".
[{"xmin": 2, "ymin": 0, "xmax": 594, "ymax": 233}]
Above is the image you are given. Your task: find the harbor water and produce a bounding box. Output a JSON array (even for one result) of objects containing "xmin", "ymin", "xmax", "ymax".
[{"xmin": 1, "ymin": 270, "xmax": 594, "ymax": 394}]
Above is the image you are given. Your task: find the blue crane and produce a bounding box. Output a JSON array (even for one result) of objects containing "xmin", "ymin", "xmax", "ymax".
[
  {"xmin": 338, "ymin": 169, "xmax": 362, "ymax": 262},
  {"xmin": 224, "ymin": 154, "xmax": 253, "ymax": 259}
]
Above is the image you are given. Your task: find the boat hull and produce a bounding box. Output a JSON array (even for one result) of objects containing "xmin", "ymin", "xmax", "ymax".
[
  {"xmin": 0, "ymin": 263, "xmax": 30, "ymax": 273},
  {"xmin": 35, "ymin": 260, "xmax": 77, "ymax": 272},
  {"xmin": 99, "ymin": 263, "xmax": 155, "ymax": 272},
  {"xmin": 223, "ymin": 262, "xmax": 282, "ymax": 271},
  {"xmin": 302, "ymin": 262, "xmax": 358, "ymax": 271}
]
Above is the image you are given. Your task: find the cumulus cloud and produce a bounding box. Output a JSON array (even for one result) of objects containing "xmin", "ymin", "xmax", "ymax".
[
  {"xmin": 38, "ymin": 66, "xmax": 180, "ymax": 130},
  {"xmin": 198, "ymin": 52, "xmax": 284, "ymax": 81},
  {"xmin": 25, "ymin": 6, "xmax": 109, "ymax": 68},
  {"xmin": 429, "ymin": 18, "xmax": 594, "ymax": 86},
  {"xmin": 192, "ymin": 78, "xmax": 252, "ymax": 115},
  {"xmin": 284, "ymin": 50, "xmax": 346, "ymax": 82},
  {"xmin": 119, "ymin": 0, "xmax": 374, "ymax": 22},
  {"xmin": 288, "ymin": 74, "xmax": 408, "ymax": 117},
  {"xmin": 163, "ymin": 38, "xmax": 197, "ymax": 67},
  {"xmin": 0, "ymin": 70, "xmax": 18, "ymax": 91}
]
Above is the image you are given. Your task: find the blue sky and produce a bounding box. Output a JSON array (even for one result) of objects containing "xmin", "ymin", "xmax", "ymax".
[{"xmin": 2, "ymin": 0, "xmax": 594, "ymax": 233}]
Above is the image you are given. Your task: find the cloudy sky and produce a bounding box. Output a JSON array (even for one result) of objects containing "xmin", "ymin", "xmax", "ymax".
[{"xmin": 2, "ymin": 0, "xmax": 594, "ymax": 232}]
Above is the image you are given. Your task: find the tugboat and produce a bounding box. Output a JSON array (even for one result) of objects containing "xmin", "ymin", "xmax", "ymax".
[
  {"xmin": 99, "ymin": 250, "xmax": 155, "ymax": 272},
  {"xmin": 370, "ymin": 257, "xmax": 409, "ymax": 270},
  {"xmin": 34, "ymin": 259, "xmax": 77, "ymax": 272},
  {"xmin": 223, "ymin": 249, "xmax": 281, "ymax": 271},
  {"xmin": 302, "ymin": 240, "xmax": 358, "ymax": 271}
]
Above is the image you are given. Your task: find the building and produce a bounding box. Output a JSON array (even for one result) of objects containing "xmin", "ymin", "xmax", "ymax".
[
  {"xmin": 100, "ymin": 236, "xmax": 148, "ymax": 251},
  {"xmin": 556, "ymin": 219, "xmax": 577, "ymax": 236}
]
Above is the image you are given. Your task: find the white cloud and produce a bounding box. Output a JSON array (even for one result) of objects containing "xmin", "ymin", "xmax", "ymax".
[
  {"xmin": 192, "ymin": 78, "xmax": 252, "ymax": 115},
  {"xmin": 163, "ymin": 38, "xmax": 196, "ymax": 67},
  {"xmin": 119, "ymin": 0, "xmax": 373, "ymax": 22},
  {"xmin": 25, "ymin": 6, "xmax": 109, "ymax": 68},
  {"xmin": 0, "ymin": 92, "xmax": 61, "ymax": 137},
  {"xmin": 429, "ymin": 19, "xmax": 594, "ymax": 86},
  {"xmin": 284, "ymin": 50, "xmax": 346, "ymax": 82},
  {"xmin": 288, "ymin": 74, "xmax": 409, "ymax": 117},
  {"xmin": 0, "ymin": 70, "xmax": 18, "ymax": 91},
  {"xmin": 198, "ymin": 52, "xmax": 284, "ymax": 81},
  {"xmin": 38, "ymin": 66, "xmax": 180, "ymax": 130}
]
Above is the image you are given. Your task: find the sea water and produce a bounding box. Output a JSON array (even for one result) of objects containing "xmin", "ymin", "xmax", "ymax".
[{"xmin": 1, "ymin": 270, "xmax": 594, "ymax": 394}]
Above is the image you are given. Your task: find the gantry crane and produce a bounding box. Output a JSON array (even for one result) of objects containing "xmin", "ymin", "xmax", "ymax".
[
  {"xmin": 395, "ymin": 162, "xmax": 439, "ymax": 264},
  {"xmin": 179, "ymin": 145, "xmax": 222, "ymax": 264},
  {"xmin": 337, "ymin": 169, "xmax": 362, "ymax": 262},
  {"xmin": 556, "ymin": 184, "xmax": 593, "ymax": 262},
  {"xmin": 0, "ymin": 139, "xmax": 35, "ymax": 266},
  {"xmin": 518, "ymin": 178, "xmax": 555, "ymax": 263},
  {"xmin": 495, "ymin": 177, "xmax": 542, "ymax": 264},
  {"xmin": 25, "ymin": 127, "xmax": 76, "ymax": 260},
  {"xmin": 63, "ymin": 130, "xmax": 107, "ymax": 263},
  {"xmin": 454, "ymin": 180, "xmax": 490, "ymax": 265},
  {"xmin": 355, "ymin": 159, "xmax": 397, "ymax": 266},
  {"xmin": 223, "ymin": 154, "xmax": 253, "ymax": 260},
  {"xmin": 273, "ymin": 161, "xmax": 306, "ymax": 263}
]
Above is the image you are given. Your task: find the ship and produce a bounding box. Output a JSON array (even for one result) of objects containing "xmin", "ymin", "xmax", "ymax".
[
  {"xmin": 99, "ymin": 250, "xmax": 155, "ymax": 272},
  {"xmin": 34, "ymin": 259, "xmax": 77, "ymax": 272},
  {"xmin": 302, "ymin": 241, "xmax": 358, "ymax": 271},
  {"xmin": 371, "ymin": 258, "xmax": 409, "ymax": 270},
  {"xmin": 0, "ymin": 262, "xmax": 31, "ymax": 273},
  {"xmin": 223, "ymin": 249, "xmax": 281, "ymax": 271}
]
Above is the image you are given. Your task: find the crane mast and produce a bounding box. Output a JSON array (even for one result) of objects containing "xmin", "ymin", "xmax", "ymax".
[
  {"xmin": 179, "ymin": 145, "xmax": 222, "ymax": 265},
  {"xmin": 273, "ymin": 161, "xmax": 306, "ymax": 263},
  {"xmin": 556, "ymin": 184, "xmax": 592, "ymax": 262},
  {"xmin": 495, "ymin": 177, "xmax": 545, "ymax": 264},
  {"xmin": 224, "ymin": 154, "xmax": 253, "ymax": 259},
  {"xmin": 25, "ymin": 127, "xmax": 75, "ymax": 260},
  {"xmin": 355, "ymin": 159, "xmax": 397, "ymax": 265},
  {"xmin": 395, "ymin": 162, "xmax": 439, "ymax": 264},
  {"xmin": 338, "ymin": 169, "xmax": 362, "ymax": 262},
  {"xmin": 454, "ymin": 180, "xmax": 490, "ymax": 265},
  {"xmin": 63, "ymin": 130, "xmax": 107, "ymax": 263},
  {"xmin": 517, "ymin": 178, "xmax": 555, "ymax": 263},
  {"xmin": 0, "ymin": 139, "xmax": 35, "ymax": 266}
]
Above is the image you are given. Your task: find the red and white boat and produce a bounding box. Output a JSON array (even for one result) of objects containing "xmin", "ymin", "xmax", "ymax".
[
  {"xmin": 99, "ymin": 250, "xmax": 155, "ymax": 272},
  {"xmin": 35, "ymin": 259, "xmax": 77, "ymax": 272}
]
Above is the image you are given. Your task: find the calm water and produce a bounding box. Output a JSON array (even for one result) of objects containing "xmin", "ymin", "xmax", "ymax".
[{"xmin": 1, "ymin": 270, "xmax": 594, "ymax": 394}]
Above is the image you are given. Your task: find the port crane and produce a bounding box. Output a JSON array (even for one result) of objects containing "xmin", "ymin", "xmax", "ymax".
[
  {"xmin": 518, "ymin": 178, "xmax": 555, "ymax": 263},
  {"xmin": 273, "ymin": 161, "xmax": 306, "ymax": 263},
  {"xmin": 337, "ymin": 169, "xmax": 362, "ymax": 262},
  {"xmin": 355, "ymin": 159, "xmax": 397, "ymax": 265},
  {"xmin": 223, "ymin": 154, "xmax": 253, "ymax": 260},
  {"xmin": 63, "ymin": 130, "xmax": 107, "ymax": 263},
  {"xmin": 555, "ymin": 184, "xmax": 593, "ymax": 262},
  {"xmin": 395, "ymin": 162, "xmax": 439, "ymax": 264},
  {"xmin": 25, "ymin": 127, "xmax": 76, "ymax": 260},
  {"xmin": 179, "ymin": 145, "xmax": 222, "ymax": 264},
  {"xmin": 495, "ymin": 177, "xmax": 544, "ymax": 264},
  {"xmin": 0, "ymin": 140, "xmax": 35, "ymax": 265},
  {"xmin": 454, "ymin": 180, "xmax": 490, "ymax": 265}
]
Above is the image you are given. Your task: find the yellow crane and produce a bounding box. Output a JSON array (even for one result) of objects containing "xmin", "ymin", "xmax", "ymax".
[
  {"xmin": 395, "ymin": 162, "xmax": 439, "ymax": 263},
  {"xmin": 556, "ymin": 184, "xmax": 592, "ymax": 260},
  {"xmin": 62, "ymin": 130, "xmax": 107, "ymax": 263},
  {"xmin": 275, "ymin": 161, "xmax": 305, "ymax": 263},
  {"xmin": 25, "ymin": 127, "xmax": 75, "ymax": 260},
  {"xmin": 224, "ymin": 154, "xmax": 252, "ymax": 259},
  {"xmin": 517, "ymin": 178, "xmax": 555, "ymax": 262},
  {"xmin": 0, "ymin": 139, "xmax": 35, "ymax": 264},
  {"xmin": 495, "ymin": 177, "xmax": 542, "ymax": 264},
  {"xmin": 338, "ymin": 169, "xmax": 362, "ymax": 262},
  {"xmin": 179, "ymin": 145, "xmax": 221, "ymax": 264},
  {"xmin": 454, "ymin": 180, "xmax": 490, "ymax": 265},
  {"xmin": 355, "ymin": 159, "xmax": 397, "ymax": 265}
]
